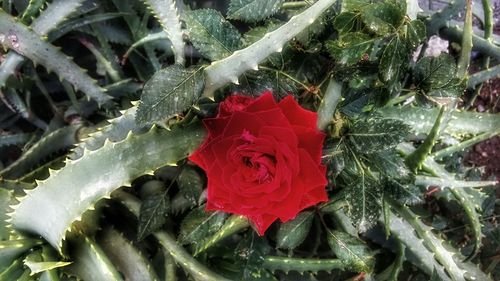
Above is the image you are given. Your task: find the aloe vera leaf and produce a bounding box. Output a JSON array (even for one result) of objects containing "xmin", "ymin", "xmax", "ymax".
[
  {"xmin": 317, "ymin": 78, "xmax": 342, "ymax": 130},
  {"xmin": 399, "ymin": 142, "xmax": 486, "ymax": 260},
  {"xmin": 0, "ymin": 133, "xmax": 31, "ymax": 148},
  {"xmin": 389, "ymin": 202, "xmax": 491, "ymax": 281},
  {"xmin": 63, "ymin": 235, "xmax": 123, "ymax": 281},
  {"xmin": 0, "ymin": 11, "xmax": 112, "ymax": 106},
  {"xmin": 111, "ymin": 190, "xmax": 232, "ymax": 281},
  {"xmin": 0, "ymin": 239, "xmax": 43, "ymax": 272},
  {"xmin": 0, "ymin": 125, "xmax": 81, "ymax": 179},
  {"xmin": 69, "ymin": 106, "xmax": 140, "ymax": 160},
  {"xmin": 203, "ymin": 0, "xmax": 336, "ymax": 96},
  {"xmin": 405, "ymin": 107, "xmax": 445, "ymax": 172},
  {"xmin": 0, "ymin": 0, "xmax": 86, "ymax": 88},
  {"xmin": 263, "ymin": 256, "xmax": 345, "ymax": 274},
  {"xmin": 415, "ymin": 176, "xmax": 497, "ymax": 188},
  {"xmin": 98, "ymin": 228, "xmax": 159, "ymax": 281},
  {"xmin": 10, "ymin": 124, "xmax": 204, "ymax": 251},
  {"xmin": 378, "ymin": 106, "xmax": 499, "ymax": 135},
  {"xmin": 142, "ymin": 0, "xmax": 185, "ymax": 65}
]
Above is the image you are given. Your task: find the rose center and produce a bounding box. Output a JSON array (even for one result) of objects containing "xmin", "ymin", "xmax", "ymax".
[{"xmin": 240, "ymin": 153, "xmax": 276, "ymax": 184}]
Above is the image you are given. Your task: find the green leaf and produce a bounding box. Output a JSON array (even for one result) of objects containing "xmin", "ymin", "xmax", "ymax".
[
  {"xmin": 228, "ymin": 0, "xmax": 284, "ymax": 22},
  {"xmin": 379, "ymin": 36, "xmax": 407, "ymax": 82},
  {"xmin": 326, "ymin": 32, "xmax": 372, "ymax": 65},
  {"xmin": 414, "ymin": 54, "xmax": 457, "ymax": 91},
  {"xmin": 0, "ymin": 189, "xmax": 13, "ymax": 240},
  {"xmin": 179, "ymin": 206, "xmax": 227, "ymax": 246},
  {"xmin": 333, "ymin": 11, "xmax": 358, "ymax": 34},
  {"xmin": 405, "ymin": 20, "xmax": 426, "ymax": 49},
  {"xmin": 177, "ymin": 166, "xmax": 204, "ymax": 205},
  {"xmin": 24, "ymin": 260, "xmax": 72, "ymax": 275},
  {"xmin": 342, "ymin": 0, "xmax": 371, "ymax": 11},
  {"xmin": 233, "ymin": 233, "xmax": 273, "ymax": 280},
  {"xmin": 276, "ymin": 211, "xmax": 314, "ymax": 250},
  {"xmin": 368, "ymin": 150, "xmax": 412, "ymax": 180},
  {"xmin": 342, "ymin": 175, "xmax": 382, "ymax": 231},
  {"xmin": 361, "ymin": 2, "xmax": 404, "ymax": 35},
  {"xmin": 137, "ymin": 193, "xmax": 170, "ymax": 240},
  {"xmin": 136, "ymin": 65, "xmax": 205, "ymax": 125},
  {"xmin": 348, "ymin": 118, "xmax": 410, "ymax": 154},
  {"xmin": 326, "ymin": 230, "xmax": 374, "ymax": 272},
  {"xmin": 185, "ymin": 9, "xmax": 243, "ymax": 61}
]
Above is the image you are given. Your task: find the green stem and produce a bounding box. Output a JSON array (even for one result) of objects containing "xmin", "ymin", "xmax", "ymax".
[
  {"xmin": 112, "ymin": 190, "xmax": 231, "ymax": 281},
  {"xmin": 194, "ymin": 215, "xmax": 249, "ymax": 256},
  {"xmin": 424, "ymin": 0, "xmax": 465, "ymax": 36},
  {"xmin": 439, "ymin": 26, "xmax": 500, "ymax": 61},
  {"xmin": 456, "ymin": 0, "xmax": 473, "ymax": 79},
  {"xmin": 467, "ymin": 64, "xmax": 500, "ymax": 89},
  {"xmin": 432, "ymin": 129, "xmax": 500, "ymax": 160},
  {"xmin": 263, "ymin": 256, "xmax": 345, "ymax": 273}
]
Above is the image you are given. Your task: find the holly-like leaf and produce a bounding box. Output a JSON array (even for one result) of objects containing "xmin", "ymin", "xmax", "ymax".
[
  {"xmin": 184, "ymin": 9, "xmax": 243, "ymax": 61},
  {"xmin": 228, "ymin": 0, "xmax": 284, "ymax": 22},
  {"xmin": 136, "ymin": 65, "xmax": 205, "ymax": 125},
  {"xmin": 333, "ymin": 11, "xmax": 358, "ymax": 34},
  {"xmin": 179, "ymin": 205, "xmax": 227, "ymax": 246},
  {"xmin": 276, "ymin": 211, "xmax": 314, "ymax": 250},
  {"xmin": 405, "ymin": 20, "xmax": 426, "ymax": 49},
  {"xmin": 233, "ymin": 233, "xmax": 273, "ymax": 280},
  {"xmin": 177, "ymin": 166, "xmax": 204, "ymax": 205},
  {"xmin": 137, "ymin": 194, "xmax": 170, "ymax": 240},
  {"xmin": 326, "ymin": 32, "xmax": 372, "ymax": 65},
  {"xmin": 379, "ymin": 36, "xmax": 407, "ymax": 82},
  {"xmin": 414, "ymin": 54, "xmax": 457, "ymax": 91},
  {"xmin": 327, "ymin": 230, "xmax": 375, "ymax": 272},
  {"xmin": 361, "ymin": 2, "xmax": 404, "ymax": 35},
  {"xmin": 368, "ymin": 150, "xmax": 412, "ymax": 181},
  {"xmin": 348, "ymin": 118, "xmax": 410, "ymax": 154}
]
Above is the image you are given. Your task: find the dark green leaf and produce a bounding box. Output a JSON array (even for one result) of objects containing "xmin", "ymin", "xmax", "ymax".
[
  {"xmin": 342, "ymin": 0, "xmax": 371, "ymax": 12},
  {"xmin": 233, "ymin": 233, "xmax": 273, "ymax": 280},
  {"xmin": 379, "ymin": 36, "xmax": 407, "ymax": 82},
  {"xmin": 326, "ymin": 32, "xmax": 372, "ymax": 65},
  {"xmin": 228, "ymin": 0, "xmax": 284, "ymax": 22},
  {"xmin": 405, "ymin": 20, "xmax": 426, "ymax": 49},
  {"xmin": 326, "ymin": 230, "xmax": 375, "ymax": 272},
  {"xmin": 185, "ymin": 9, "xmax": 243, "ymax": 61},
  {"xmin": 341, "ymin": 175, "xmax": 382, "ymax": 231},
  {"xmin": 414, "ymin": 54, "xmax": 457, "ymax": 91},
  {"xmin": 348, "ymin": 118, "xmax": 410, "ymax": 154},
  {"xmin": 136, "ymin": 65, "xmax": 205, "ymax": 125},
  {"xmin": 276, "ymin": 211, "xmax": 314, "ymax": 249},
  {"xmin": 179, "ymin": 205, "xmax": 227, "ymax": 246},
  {"xmin": 368, "ymin": 150, "xmax": 412, "ymax": 180},
  {"xmin": 137, "ymin": 194, "xmax": 170, "ymax": 240},
  {"xmin": 385, "ymin": 181, "xmax": 422, "ymax": 205},
  {"xmin": 177, "ymin": 166, "xmax": 204, "ymax": 205},
  {"xmin": 361, "ymin": 2, "xmax": 404, "ymax": 35},
  {"xmin": 333, "ymin": 12, "xmax": 358, "ymax": 34}
]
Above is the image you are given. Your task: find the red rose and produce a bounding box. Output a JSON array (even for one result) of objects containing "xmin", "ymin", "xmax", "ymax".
[{"xmin": 189, "ymin": 92, "xmax": 328, "ymax": 235}]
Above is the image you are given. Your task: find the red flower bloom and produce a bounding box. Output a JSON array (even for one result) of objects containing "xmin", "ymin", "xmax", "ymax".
[{"xmin": 189, "ymin": 92, "xmax": 328, "ymax": 235}]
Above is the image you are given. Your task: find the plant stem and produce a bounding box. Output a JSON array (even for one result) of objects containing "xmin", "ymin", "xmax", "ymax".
[
  {"xmin": 465, "ymin": 0, "xmax": 494, "ymax": 109},
  {"xmin": 456, "ymin": 0, "xmax": 472, "ymax": 79},
  {"xmin": 432, "ymin": 129, "xmax": 500, "ymax": 160},
  {"xmin": 262, "ymin": 256, "xmax": 345, "ymax": 272},
  {"xmin": 439, "ymin": 26, "xmax": 500, "ymax": 61},
  {"xmin": 467, "ymin": 64, "xmax": 500, "ymax": 89}
]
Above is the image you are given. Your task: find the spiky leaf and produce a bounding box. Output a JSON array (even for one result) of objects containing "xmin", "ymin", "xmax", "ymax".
[
  {"xmin": 327, "ymin": 230, "xmax": 374, "ymax": 272},
  {"xmin": 11, "ymin": 124, "xmax": 205, "ymax": 250},
  {"xmin": 227, "ymin": 0, "xmax": 284, "ymax": 22},
  {"xmin": 276, "ymin": 211, "xmax": 314, "ymax": 250},
  {"xmin": 185, "ymin": 9, "xmax": 243, "ymax": 61},
  {"xmin": 136, "ymin": 65, "xmax": 205, "ymax": 125}
]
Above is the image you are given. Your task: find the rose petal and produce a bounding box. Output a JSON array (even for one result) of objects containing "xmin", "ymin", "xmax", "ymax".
[{"xmin": 278, "ymin": 95, "xmax": 318, "ymax": 128}]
